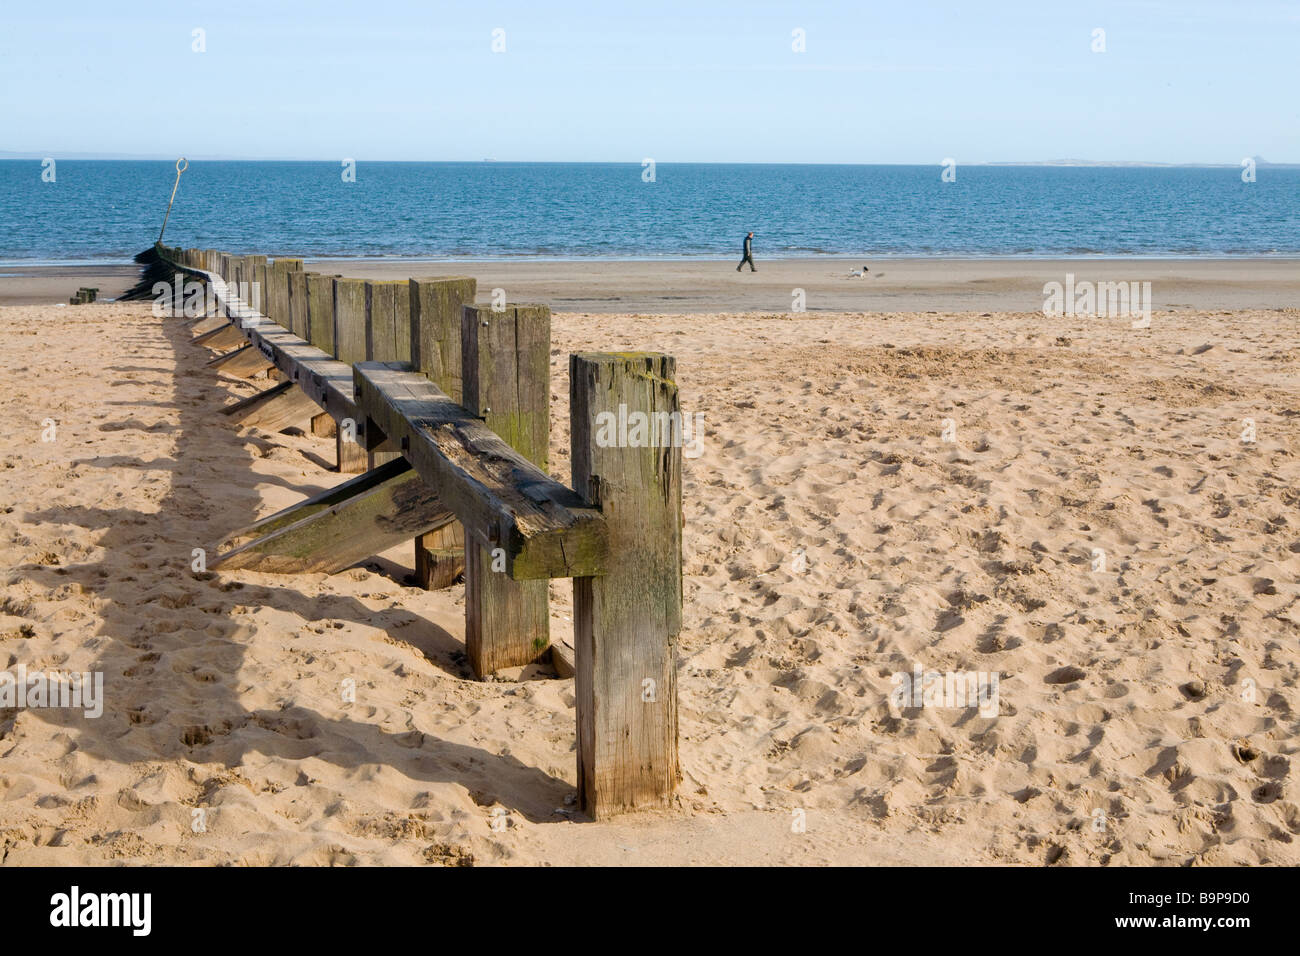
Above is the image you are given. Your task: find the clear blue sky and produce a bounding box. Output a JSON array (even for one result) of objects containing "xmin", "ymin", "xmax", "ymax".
[{"xmin": 2, "ymin": 0, "xmax": 1297, "ymax": 163}]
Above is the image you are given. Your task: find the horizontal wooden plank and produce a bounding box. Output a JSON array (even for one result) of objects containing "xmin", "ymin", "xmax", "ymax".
[
  {"xmin": 354, "ymin": 361, "xmax": 607, "ymax": 580},
  {"xmin": 222, "ymin": 380, "xmax": 322, "ymax": 431},
  {"xmin": 212, "ymin": 467, "xmax": 455, "ymax": 574},
  {"xmin": 203, "ymin": 274, "xmax": 358, "ymax": 424},
  {"xmin": 190, "ymin": 314, "xmax": 229, "ymax": 336},
  {"xmin": 207, "ymin": 343, "xmax": 273, "ymax": 379},
  {"xmin": 218, "ymin": 457, "xmax": 414, "ymax": 547},
  {"xmin": 194, "ymin": 323, "xmax": 245, "ymax": 350}
]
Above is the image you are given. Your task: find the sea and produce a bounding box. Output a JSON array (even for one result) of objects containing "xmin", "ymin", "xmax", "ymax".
[{"xmin": 1, "ymin": 160, "xmax": 1297, "ymax": 264}]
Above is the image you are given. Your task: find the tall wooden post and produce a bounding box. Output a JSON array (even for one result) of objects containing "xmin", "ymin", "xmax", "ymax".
[
  {"xmin": 410, "ymin": 277, "xmax": 476, "ymax": 403},
  {"xmin": 364, "ymin": 280, "xmax": 411, "ymax": 363},
  {"xmin": 288, "ymin": 271, "xmax": 311, "ymax": 339},
  {"xmin": 230, "ymin": 257, "xmax": 246, "ymax": 311},
  {"xmin": 269, "ymin": 258, "xmax": 302, "ymax": 327},
  {"xmin": 250, "ymin": 255, "xmax": 269, "ymax": 315},
  {"xmin": 332, "ymin": 278, "xmax": 369, "ymax": 473},
  {"xmin": 461, "ymin": 304, "xmax": 551, "ymax": 676},
  {"xmin": 365, "ymin": 280, "xmax": 412, "ymax": 469},
  {"xmin": 306, "ymin": 274, "xmax": 337, "ymax": 355},
  {"xmin": 305, "ymin": 273, "xmax": 340, "ymax": 442},
  {"xmin": 570, "ymin": 352, "xmax": 682, "ymax": 818},
  {"xmin": 409, "ymin": 277, "xmax": 476, "ymax": 589}
]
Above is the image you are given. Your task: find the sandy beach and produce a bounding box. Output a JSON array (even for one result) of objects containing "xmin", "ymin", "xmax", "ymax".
[
  {"xmin": 1, "ymin": 280, "xmax": 1296, "ymax": 865},
  {"xmin": 4, "ymin": 257, "xmax": 1298, "ymax": 312}
]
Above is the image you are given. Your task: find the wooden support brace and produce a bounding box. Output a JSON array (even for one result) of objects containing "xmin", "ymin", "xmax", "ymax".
[
  {"xmin": 222, "ymin": 380, "xmax": 322, "ymax": 432},
  {"xmin": 193, "ymin": 324, "xmax": 246, "ymax": 351},
  {"xmin": 190, "ymin": 314, "xmax": 230, "ymax": 337},
  {"xmin": 219, "ymin": 457, "xmax": 412, "ymax": 546},
  {"xmin": 212, "ymin": 466, "xmax": 456, "ymax": 574},
  {"xmin": 207, "ymin": 344, "xmax": 273, "ymax": 379}
]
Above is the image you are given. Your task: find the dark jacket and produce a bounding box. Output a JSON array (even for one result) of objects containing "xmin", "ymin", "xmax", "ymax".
[{"xmin": 743, "ymin": 235, "xmax": 752, "ymax": 256}]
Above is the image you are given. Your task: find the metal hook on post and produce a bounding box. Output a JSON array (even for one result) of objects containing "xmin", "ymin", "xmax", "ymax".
[{"xmin": 157, "ymin": 157, "xmax": 189, "ymax": 245}]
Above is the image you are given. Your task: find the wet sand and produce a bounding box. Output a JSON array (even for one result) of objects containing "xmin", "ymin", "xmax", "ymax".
[
  {"xmin": 4, "ymin": 258, "xmax": 1298, "ymax": 313},
  {"xmin": 0, "ymin": 264, "xmax": 136, "ymax": 306}
]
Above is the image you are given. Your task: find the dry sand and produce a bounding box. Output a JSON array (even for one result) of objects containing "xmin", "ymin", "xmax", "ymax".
[{"xmin": 1, "ymin": 295, "xmax": 1298, "ymax": 866}]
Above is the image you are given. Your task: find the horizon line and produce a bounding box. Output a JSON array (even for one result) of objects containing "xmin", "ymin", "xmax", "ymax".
[{"xmin": 2, "ymin": 155, "xmax": 1296, "ymax": 168}]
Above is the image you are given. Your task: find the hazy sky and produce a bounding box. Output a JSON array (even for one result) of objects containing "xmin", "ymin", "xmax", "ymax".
[{"xmin": 3, "ymin": 0, "xmax": 1298, "ymax": 163}]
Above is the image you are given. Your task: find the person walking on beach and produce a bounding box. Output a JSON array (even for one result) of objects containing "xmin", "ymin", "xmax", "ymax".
[{"xmin": 737, "ymin": 231, "xmax": 756, "ymax": 272}]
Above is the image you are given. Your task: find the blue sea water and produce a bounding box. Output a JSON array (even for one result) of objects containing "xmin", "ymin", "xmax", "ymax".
[{"xmin": 1, "ymin": 160, "xmax": 1297, "ymax": 263}]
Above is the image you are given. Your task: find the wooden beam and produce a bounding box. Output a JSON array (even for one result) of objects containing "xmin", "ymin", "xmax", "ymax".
[
  {"xmin": 193, "ymin": 324, "xmax": 245, "ymax": 351},
  {"xmin": 207, "ymin": 344, "xmax": 272, "ymax": 379},
  {"xmin": 353, "ymin": 360, "xmax": 607, "ymax": 580},
  {"xmin": 415, "ymin": 520, "xmax": 465, "ymax": 590},
  {"xmin": 222, "ymin": 380, "xmax": 322, "ymax": 432},
  {"xmin": 219, "ymin": 457, "xmax": 412, "ymax": 546},
  {"xmin": 220, "ymin": 298, "xmax": 356, "ymax": 422},
  {"xmin": 570, "ymin": 352, "xmax": 682, "ymax": 819},
  {"xmin": 462, "ymin": 304, "xmax": 551, "ymax": 675},
  {"xmin": 189, "ymin": 314, "xmax": 229, "ymax": 337},
  {"xmin": 212, "ymin": 468, "xmax": 456, "ymax": 574}
]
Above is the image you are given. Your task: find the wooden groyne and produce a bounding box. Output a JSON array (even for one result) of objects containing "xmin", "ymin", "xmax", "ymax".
[{"xmin": 151, "ymin": 244, "xmax": 681, "ymax": 819}]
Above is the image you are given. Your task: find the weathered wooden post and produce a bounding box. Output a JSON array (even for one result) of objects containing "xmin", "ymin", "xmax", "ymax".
[
  {"xmin": 226, "ymin": 256, "xmax": 242, "ymax": 316},
  {"xmin": 364, "ymin": 280, "xmax": 412, "ymax": 468},
  {"xmin": 269, "ymin": 258, "xmax": 302, "ymax": 326},
  {"xmin": 306, "ymin": 274, "xmax": 336, "ymax": 354},
  {"xmin": 364, "ymin": 280, "xmax": 411, "ymax": 363},
  {"xmin": 239, "ymin": 255, "xmax": 261, "ymax": 315},
  {"xmin": 230, "ymin": 257, "xmax": 244, "ymax": 306},
  {"xmin": 304, "ymin": 273, "xmax": 340, "ymax": 443},
  {"xmin": 409, "ymin": 277, "xmax": 476, "ymax": 589},
  {"xmin": 460, "ymin": 303, "xmax": 552, "ymax": 675},
  {"xmin": 569, "ymin": 352, "xmax": 682, "ymax": 818},
  {"xmin": 219, "ymin": 254, "xmax": 233, "ymax": 303},
  {"xmin": 332, "ymin": 278, "xmax": 369, "ymax": 472},
  {"xmin": 288, "ymin": 271, "xmax": 310, "ymax": 339},
  {"xmin": 250, "ymin": 255, "xmax": 269, "ymax": 315}
]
